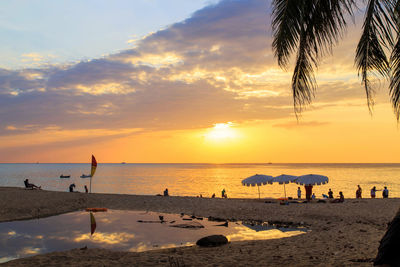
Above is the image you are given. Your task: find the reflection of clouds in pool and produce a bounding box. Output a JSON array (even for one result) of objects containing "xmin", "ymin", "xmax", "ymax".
[
  {"xmin": 99, "ymin": 218, "xmax": 113, "ymax": 224},
  {"xmin": 74, "ymin": 232, "xmax": 135, "ymax": 244},
  {"xmin": 226, "ymin": 227, "xmax": 305, "ymax": 242},
  {"xmin": 7, "ymin": 231, "xmax": 16, "ymax": 236},
  {"xmin": 131, "ymin": 242, "xmax": 192, "ymax": 252},
  {"xmin": 0, "ymin": 256, "xmax": 18, "ymax": 263},
  {"xmin": 20, "ymin": 246, "xmax": 41, "ymax": 255}
]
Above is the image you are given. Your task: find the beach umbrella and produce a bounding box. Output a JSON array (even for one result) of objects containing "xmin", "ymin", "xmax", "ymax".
[
  {"xmin": 273, "ymin": 174, "xmax": 298, "ymax": 199},
  {"xmin": 294, "ymin": 174, "xmax": 329, "ymax": 185},
  {"xmin": 295, "ymin": 174, "xmax": 329, "ymax": 200},
  {"xmin": 242, "ymin": 174, "xmax": 274, "ymax": 199}
]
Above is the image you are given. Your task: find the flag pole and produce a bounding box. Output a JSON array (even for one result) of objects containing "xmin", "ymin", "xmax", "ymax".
[{"xmin": 90, "ymin": 155, "xmax": 97, "ymax": 194}]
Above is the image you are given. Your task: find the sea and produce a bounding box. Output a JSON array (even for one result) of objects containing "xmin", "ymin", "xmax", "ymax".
[{"xmin": 0, "ymin": 163, "xmax": 399, "ymax": 199}]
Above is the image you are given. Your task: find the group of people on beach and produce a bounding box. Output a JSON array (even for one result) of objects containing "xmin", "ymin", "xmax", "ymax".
[
  {"xmin": 356, "ymin": 185, "xmax": 389, "ymax": 199},
  {"xmin": 68, "ymin": 184, "xmax": 88, "ymax": 193},
  {"xmin": 297, "ymin": 186, "xmax": 344, "ymax": 202},
  {"xmin": 294, "ymin": 184, "xmax": 390, "ymax": 202},
  {"xmin": 24, "ymin": 179, "xmax": 90, "ymax": 193}
]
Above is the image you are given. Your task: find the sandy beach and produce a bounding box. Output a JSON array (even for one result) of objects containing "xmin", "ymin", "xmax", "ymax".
[{"xmin": 1, "ymin": 187, "xmax": 399, "ymax": 266}]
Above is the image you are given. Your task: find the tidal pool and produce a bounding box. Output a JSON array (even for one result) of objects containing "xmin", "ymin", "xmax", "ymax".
[{"xmin": 0, "ymin": 210, "xmax": 307, "ymax": 263}]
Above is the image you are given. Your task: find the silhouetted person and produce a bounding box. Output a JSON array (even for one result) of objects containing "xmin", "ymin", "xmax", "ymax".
[
  {"xmin": 328, "ymin": 189, "xmax": 333, "ymax": 198},
  {"xmin": 331, "ymin": 191, "xmax": 344, "ymax": 203},
  {"xmin": 356, "ymin": 185, "xmax": 362, "ymax": 198},
  {"xmin": 164, "ymin": 188, "xmax": 169, "ymax": 196},
  {"xmin": 305, "ymin": 185, "xmax": 313, "ymax": 201},
  {"xmin": 69, "ymin": 183, "xmax": 76, "ymax": 192},
  {"xmin": 84, "ymin": 185, "xmax": 88, "ymax": 193},
  {"xmin": 371, "ymin": 186, "xmax": 378, "ymax": 198},
  {"xmin": 24, "ymin": 179, "xmax": 40, "ymax": 189},
  {"xmin": 221, "ymin": 188, "xmax": 227, "ymax": 198},
  {"xmin": 383, "ymin": 186, "xmax": 389, "ymax": 198}
]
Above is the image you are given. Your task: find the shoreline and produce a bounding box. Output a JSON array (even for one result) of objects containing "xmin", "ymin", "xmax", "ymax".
[{"xmin": 1, "ymin": 187, "xmax": 399, "ymax": 266}]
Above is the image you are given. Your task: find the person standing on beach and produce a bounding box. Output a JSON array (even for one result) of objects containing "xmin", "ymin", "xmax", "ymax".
[
  {"xmin": 221, "ymin": 188, "xmax": 226, "ymax": 198},
  {"xmin": 328, "ymin": 189, "xmax": 333, "ymax": 198},
  {"xmin": 382, "ymin": 186, "xmax": 389, "ymax": 198},
  {"xmin": 371, "ymin": 186, "xmax": 378, "ymax": 198},
  {"xmin": 297, "ymin": 187, "xmax": 301, "ymax": 199},
  {"xmin": 84, "ymin": 185, "xmax": 88, "ymax": 193},
  {"xmin": 356, "ymin": 185, "xmax": 362, "ymax": 198},
  {"xmin": 69, "ymin": 184, "xmax": 75, "ymax": 192},
  {"xmin": 305, "ymin": 185, "xmax": 313, "ymax": 201}
]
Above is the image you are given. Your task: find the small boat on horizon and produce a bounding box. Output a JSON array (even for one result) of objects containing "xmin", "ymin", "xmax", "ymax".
[
  {"xmin": 80, "ymin": 174, "xmax": 92, "ymax": 178},
  {"xmin": 60, "ymin": 175, "xmax": 70, "ymax": 178},
  {"xmin": 121, "ymin": 162, "xmax": 126, "ymax": 164}
]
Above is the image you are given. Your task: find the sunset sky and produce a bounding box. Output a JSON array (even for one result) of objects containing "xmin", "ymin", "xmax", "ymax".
[{"xmin": 1, "ymin": 0, "xmax": 399, "ymax": 163}]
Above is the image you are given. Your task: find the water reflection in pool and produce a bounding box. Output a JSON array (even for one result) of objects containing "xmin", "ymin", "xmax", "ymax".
[{"xmin": 0, "ymin": 210, "xmax": 307, "ymax": 263}]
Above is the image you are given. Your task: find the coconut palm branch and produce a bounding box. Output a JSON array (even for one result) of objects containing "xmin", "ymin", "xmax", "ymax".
[
  {"xmin": 272, "ymin": 0, "xmax": 400, "ymax": 118},
  {"xmin": 272, "ymin": 0, "xmax": 354, "ymax": 113},
  {"xmin": 390, "ymin": 35, "xmax": 400, "ymax": 119},
  {"xmin": 355, "ymin": 0, "xmax": 395, "ymax": 110}
]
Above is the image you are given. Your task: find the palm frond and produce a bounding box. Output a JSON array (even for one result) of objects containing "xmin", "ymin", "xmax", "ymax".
[
  {"xmin": 273, "ymin": 0, "xmax": 355, "ymax": 113},
  {"xmin": 272, "ymin": 0, "xmax": 304, "ymax": 68},
  {"xmin": 355, "ymin": 0, "xmax": 393, "ymax": 110},
  {"xmin": 390, "ymin": 34, "xmax": 400, "ymax": 120}
]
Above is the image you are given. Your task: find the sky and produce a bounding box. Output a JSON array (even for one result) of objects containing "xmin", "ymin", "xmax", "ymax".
[{"xmin": 0, "ymin": 0, "xmax": 399, "ymax": 163}]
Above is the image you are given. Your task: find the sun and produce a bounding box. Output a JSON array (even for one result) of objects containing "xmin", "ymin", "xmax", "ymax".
[{"xmin": 205, "ymin": 122, "xmax": 237, "ymax": 141}]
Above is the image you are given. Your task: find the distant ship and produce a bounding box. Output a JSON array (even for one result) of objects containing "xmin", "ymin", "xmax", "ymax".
[{"xmin": 121, "ymin": 162, "xmax": 126, "ymax": 164}]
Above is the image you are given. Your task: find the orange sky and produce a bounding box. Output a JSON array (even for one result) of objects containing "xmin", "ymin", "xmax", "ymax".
[{"xmin": 1, "ymin": 0, "xmax": 399, "ymax": 163}]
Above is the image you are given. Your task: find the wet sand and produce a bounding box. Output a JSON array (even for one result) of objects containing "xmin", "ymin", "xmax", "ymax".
[{"xmin": 1, "ymin": 187, "xmax": 399, "ymax": 266}]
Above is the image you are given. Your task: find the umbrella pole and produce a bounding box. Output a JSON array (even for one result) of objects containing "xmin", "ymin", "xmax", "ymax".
[
  {"xmin": 284, "ymin": 183, "xmax": 287, "ymax": 199},
  {"xmin": 258, "ymin": 185, "xmax": 260, "ymax": 199}
]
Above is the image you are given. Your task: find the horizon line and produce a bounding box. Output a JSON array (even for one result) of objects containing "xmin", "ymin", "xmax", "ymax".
[{"xmin": 1, "ymin": 162, "xmax": 400, "ymax": 164}]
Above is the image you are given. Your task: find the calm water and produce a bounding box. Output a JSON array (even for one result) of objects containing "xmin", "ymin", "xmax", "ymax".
[
  {"xmin": 0, "ymin": 163, "xmax": 399, "ymax": 199},
  {"xmin": 0, "ymin": 210, "xmax": 306, "ymax": 263}
]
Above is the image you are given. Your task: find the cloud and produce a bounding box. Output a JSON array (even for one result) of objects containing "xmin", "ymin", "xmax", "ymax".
[
  {"xmin": 0, "ymin": 0, "xmax": 370, "ymax": 140},
  {"xmin": 273, "ymin": 121, "xmax": 330, "ymax": 129}
]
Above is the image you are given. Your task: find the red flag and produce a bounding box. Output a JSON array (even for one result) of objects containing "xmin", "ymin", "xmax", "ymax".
[
  {"xmin": 90, "ymin": 212, "xmax": 96, "ymax": 235},
  {"xmin": 90, "ymin": 155, "xmax": 97, "ymax": 177}
]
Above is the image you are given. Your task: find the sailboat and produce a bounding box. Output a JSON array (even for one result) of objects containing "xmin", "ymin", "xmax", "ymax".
[{"xmin": 80, "ymin": 155, "xmax": 97, "ymax": 178}]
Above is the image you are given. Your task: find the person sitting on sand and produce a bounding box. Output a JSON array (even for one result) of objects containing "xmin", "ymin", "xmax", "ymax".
[
  {"xmin": 331, "ymin": 191, "xmax": 344, "ymax": 203},
  {"xmin": 69, "ymin": 183, "xmax": 76, "ymax": 192},
  {"xmin": 311, "ymin": 193, "xmax": 316, "ymax": 200},
  {"xmin": 328, "ymin": 189, "xmax": 333, "ymax": 198},
  {"xmin": 163, "ymin": 188, "xmax": 169, "ymax": 196},
  {"xmin": 211, "ymin": 193, "xmax": 215, "ymax": 198},
  {"xmin": 24, "ymin": 179, "xmax": 41, "ymax": 189},
  {"xmin": 382, "ymin": 186, "xmax": 389, "ymax": 198},
  {"xmin": 356, "ymin": 185, "xmax": 362, "ymax": 198}
]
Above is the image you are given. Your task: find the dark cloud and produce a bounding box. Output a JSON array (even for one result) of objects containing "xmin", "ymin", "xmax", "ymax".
[{"xmin": 0, "ymin": 0, "xmax": 368, "ymax": 138}]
